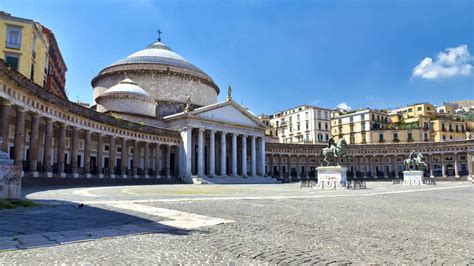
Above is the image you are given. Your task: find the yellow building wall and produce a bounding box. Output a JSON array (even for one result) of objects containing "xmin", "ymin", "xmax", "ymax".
[
  {"xmin": 431, "ymin": 119, "xmax": 467, "ymax": 141},
  {"xmin": 0, "ymin": 18, "xmax": 48, "ymax": 87}
]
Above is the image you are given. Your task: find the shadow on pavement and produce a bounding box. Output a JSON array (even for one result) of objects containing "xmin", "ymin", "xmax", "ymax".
[{"xmin": 0, "ymin": 199, "xmax": 198, "ymax": 250}]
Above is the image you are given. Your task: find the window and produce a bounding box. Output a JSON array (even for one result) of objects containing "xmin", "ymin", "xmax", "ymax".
[
  {"xmin": 408, "ymin": 132, "xmax": 413, "ymax": 140},
  {"xmin": 408, "ymin": 108, "xmax": 413, "ymax": 113},
  {"xmin": 5, "ymin": 53, "xmax": 19, "ymax": 71},
  {"xmin": 318, "ymin": 122, "xmax": 321, "ymax": 130},
  {"xmin": 379, "ymin": 133, "xmax": 384, "ymax": 142},
  {"xmin": 30, "ymin": 63, "xmax": 35, "ymax": 80},
  {"xmin": 305, "ymin": 123, "xmax": 309, "ymax": 130},
  {"xmin": 350, "ymin": 116, "xmax": 353, "ymax": 123},
  {"xmin": 350, "ymin": 125, "xmax": 354, "ymax": 132},
  {"xmin": 360, "ymin": 114, "xmax": 364, "ymax": 121},
  {"xmin": 32, "ymin": 35, "xmax": 37, "ymax": 58},
  {"xmin": 6, "ymin": 25, "xmax": 22, "ymax": 49},
  {"xmin": 393, "ymin": 133, "xmax": 398, "ymax": 139},
  {"xmin": 361, "ymin": 123, "xmax": 366, "ymax": 131},
  {"xmin": 417, "ymin": 106, "xmax": 422, "ymax": 111}
]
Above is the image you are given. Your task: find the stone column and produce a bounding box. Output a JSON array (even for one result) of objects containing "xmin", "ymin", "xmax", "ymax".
[
  {"xmin": 0, "ymin": 102, "xmax": 11, "ymax": 153},
  {"xmin": 258, "ymin": 137, "xmax": 266, "ymax": 176},
  {"xmin": 155, "ymin": 144, "xmax": 162, "ymax": 178},
  {"xmin": 220, "ymin": 132, "xmax": 227, "ymax": 176},
  {"xmin": 165, "ymin": 145, "xmax": 171, "ymax": 178},
  {"xmin": 71, "ymin": 127, "xmax": 79, "ymax": 177},
  {"xmin": 13, "ymin": 107, "xmax": 25, "ymax": 167},
  {"xmin": 57, "ymin": 124, "xmax": 66, "ymax": 176},
  {"xmin": 28, "ymin": 113, "xmax": 40, "ymax": 175},
  {"xmin": 241, "ymin": 135, "xmax": 247, "ymax": 177},
  {"xmin": 382, "ymin": 156, "xmax": 388, "ymax": 178},
  {"xmin": 180, "ymin": 127, "xmax": 193, "ymax": 180},
  {"xmin": 251, "ymin": 136, "xmax": 256, "ymax": 177},
  {"xmin": 231, "ymin": 133, "xmax": 237, "ymax": 177},
  {"xmin": 109, "ymin": 136, "xmax": 116, "ymax": 178},
  {"xmin": 43, "ymin": 118, "xmax": 53, "ymax": 177},
  {"xmin": 120, "ymin": 138, "xmax": 128, "ymax": 178},
  {"xmin": 454, "ymin": 153, "xmax": 459, "ymax": 178},
  {"xmin": 197, "ymin": 128, "xmax": 205, "ymax": 177},
  {"xmin": 133, "ymin": 140, "xmax": 139, "ymax": 178},
  {"xmin": 441, "ymin": 155, "xmax": 446, "ymax": 178},
  {"xmin": 467, "ymin": 152, "xmax": 473, "ymax": 180},
  {"xmin": 84, "ymin": 130, "xmax": 91, "ymax": 177},
  {"xmin": 97, "ymin": 133, "xmax": 104, "ymax": 178},
  {"xmin": 393, "ymin": 155, "xmax": 399, "ymax": 178},
  {"xmin": 144, "ymin": 142, "xmax": 150, "ymax": 178},
  {"xmin": 278, "ymin": 154, "xmax": 283, "ymax": 178},
  {"xmin": 429, "ymin": 154, "xmax": 434, "ymax": 178},
  {"xmin": 295, "ymin": 155, "xmax": 300, "ymax": 178},
  {"xmin": 209, "ymin": 130, "xmax": 216, "ymax": 177},
  {"xmin": 305, "ymin": 155, "xmax": 309, "ymax": 178}
]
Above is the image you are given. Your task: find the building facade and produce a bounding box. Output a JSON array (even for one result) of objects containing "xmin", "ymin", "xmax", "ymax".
[
  {"xmin": 260, "ymin": 105, "xmax": 332, "ymax": 144},
  {"xmin": 42, "ymin": 26, "xmax": 67, "ymax": 99},
  {"xmin": 0, "ymin": 12, "xmax": 49, "ymax": 89}
]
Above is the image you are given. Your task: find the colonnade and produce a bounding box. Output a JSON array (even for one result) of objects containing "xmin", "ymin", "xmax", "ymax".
[
  {"xmin": 180, "ymin": 127, "xmax": 266, "ymax": 178},
  {"xmin": 266, "ymin": 152, "xmax": 473, "ymax": 179},
  {"xmin": 0, "ymin": 102, "xmax": 177, "ymax": 178}
]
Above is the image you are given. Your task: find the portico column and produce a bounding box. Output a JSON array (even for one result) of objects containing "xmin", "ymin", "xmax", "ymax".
[
  {"xmin": 454, "ymin": 153, "xmax": 459, "ymax": 178},
  {"xmin": 57, "ymin": 124, "xmax": 66, "ymax": 176},
  {"xmin": 198, "ymin": 128, "xmax": 205, "ymax": 177},
  {"xmin": 430, "ymin": 154, "xmax": 434, "ymax": 178},
  {"xmin": 258, "ymin": 137, "xmax": 266, "ymax": 176},
  {"xmin": 241, "ymin": 135, "xmax": 247, "ymax": 177},
  {"xmin": 209, "ymin": 130, "xmax": 216, "ymax": 177},
  {"xmin": 13, "ymin": 107, "xmax": 25, "ymax": 167},
  {"xmin": 278, "ymin": 154, "xmax": 282, "ymax": 178},
  {"xmin": 155, "ymin": 144, "xmax": 162, "ymax": 178},
  {"xmin": 393, "ymin": 155, "xmax": 399, "ymax": 178},
  {"xmin": 383, "ymin": 156, "xmax": 388, "ymax": 178},
  {"xmin": 97, "ymin": 133, "xmax": 104, "ymax": 177},
  {"xmin": 441, "ymin": 154, "xmax": 446, "ymax": 178},
  {"xmin": 43, "ymin": 118, "xmax": 53, "ymax": 177},
  {"xmin": 28, "ymin": 113, "xmax": 40, "ymax": 175},
  {"xmin": 144, "ymin": 142, "xmax": 150, "ymax": 178},
  {"xmin": 180, "ymin": 127, "xmax": 192, "ymax": 180},
  {"xmin": 71, "ymin": 127, "xmax": 79, "ymax": 177},
  {"xmin": 84, "ymin": 130, "xmax": 91, "ymax": 177},
  {"xmin": 231, "ymin": 133, "xmax": 237, "ymax": 177},
  {"xmin": 220, "ymin": 132, "xmax": 227, "ymax": 176},
  {"xmin": 251, "ymin": 136, "xmax": 256, "ymax": 176},
  {"xmin": 133, "ymin": 140, "xmax": 139, "ymax": 177},
  {"xmin": 0, "ymin": 102, "xmax": 11, "ymax": 152},
  {"xmin": 467, "ymin": 152, "xmax": 473, "ymax": 180},
  {"xmin": 165, "ymin": 144, "xmax": 171, "ymax": 178},
  {"xmin": 120, "ymin": 138, "xmax": 128, "ymax": 177},
  {"xmin": 109, "ymin": 136, "xmax": 116, "ymax": 178},
  {"xmin": 295, "ymin": 155, "xmax": 300, "ymax": 178}
]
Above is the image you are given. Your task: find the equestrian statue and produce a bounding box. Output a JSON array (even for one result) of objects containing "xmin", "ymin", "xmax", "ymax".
[
  {"xmin": 403, "ymin": 151, "xmax": 427, "ymax": 171},
  {"xmin": 321, "ymin": 136, "xmax": 347, "ymax": 166}
]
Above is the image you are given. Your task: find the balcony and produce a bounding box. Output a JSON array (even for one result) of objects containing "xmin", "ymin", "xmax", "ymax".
[
  {"xmin": 407, "ymin": 139, "xmax": 414, "ymax": 142},
  {"xmin": 378, "ymin": 139, "xmax": 385, "ymax": 143},
  {"xmin": 393, "ymin": 138, "xmax": 399, "ymax": 143}
]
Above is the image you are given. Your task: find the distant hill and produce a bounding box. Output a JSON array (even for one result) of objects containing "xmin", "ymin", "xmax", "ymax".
[{"xmin": 446, "ymin": 100, "xmax": 474, "ymax": 108}]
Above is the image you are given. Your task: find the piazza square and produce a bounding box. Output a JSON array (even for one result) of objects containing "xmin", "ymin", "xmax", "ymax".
[{"xmin": 0, "ymin": 1, "xmax": 473, "ymax": 264}]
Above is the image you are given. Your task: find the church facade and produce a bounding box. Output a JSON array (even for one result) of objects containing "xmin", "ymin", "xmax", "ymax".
[{"xmin": 0, "ymin": 39, "xmax": 472, "ymax": 183}]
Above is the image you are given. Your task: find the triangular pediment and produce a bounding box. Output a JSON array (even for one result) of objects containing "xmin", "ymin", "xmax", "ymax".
[{"xmin": 193, "ymin": 104, "xmax": 260, "ymax": 127}]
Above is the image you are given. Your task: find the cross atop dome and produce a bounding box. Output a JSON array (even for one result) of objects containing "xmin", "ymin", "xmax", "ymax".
[{"xmin": 157, "ymin": 29, "xmax": 162, "ymax": 42}]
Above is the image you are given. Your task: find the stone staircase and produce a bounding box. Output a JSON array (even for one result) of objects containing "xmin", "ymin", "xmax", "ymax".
[{"xmin": 191, "ymin": 175, "xmax": 280, "ymax": 184}]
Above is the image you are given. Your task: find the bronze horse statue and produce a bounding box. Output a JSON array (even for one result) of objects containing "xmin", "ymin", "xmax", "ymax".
[
  {"xmin": 322, "ymin": 137, "xmax": 347, "ymax": 166},
  {"xmin": 403, "ymin": 152, "xmax": 427, "ymax": 171}
]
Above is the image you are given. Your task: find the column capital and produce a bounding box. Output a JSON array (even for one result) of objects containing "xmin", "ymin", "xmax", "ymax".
[
  {"xmin": 241, "ymin": 134, "xmax": 248, "ymax": 138},
  {"xmin": 29, "ymin": 112, "xmax": 40, "ymax": 118},
  {"xmin": 198, "ymin": 128, "xmax": 205, "ymax": 132},
  {"xmin": 14, "ymin": 105, "xmax": 25, "ymax": 112},
  {"xmin": 209, "ymin": 129, "xmax": 216, "ymax": 134},
  {"xmin": 221, "ymin": 131, "xmax": 228, "ymax": 136}
]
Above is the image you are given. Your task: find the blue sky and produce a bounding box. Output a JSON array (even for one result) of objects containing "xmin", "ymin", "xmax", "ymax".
[{"xmin": 2, "ymin": 0, "xmax": 473, "ymax": 114}]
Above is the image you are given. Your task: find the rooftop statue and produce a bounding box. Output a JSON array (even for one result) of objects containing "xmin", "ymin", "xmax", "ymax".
[
  {"xmin": 403, "ymin": 151, "xmax": 427, "ymax": 171},
  {"xmin": 184, "ymin": 95, "xmax": 192, "ymax": 113},
  {"xmin": 226, "ymin": 84, "xmax": 232, "ymax": 101},
  {"xmin": 322, "ymin": 136, "xmax": 347, "ymax": 166}
]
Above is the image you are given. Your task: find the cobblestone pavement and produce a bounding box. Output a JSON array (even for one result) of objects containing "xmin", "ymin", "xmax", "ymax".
[{"xmin": 0, "ymin": 182, "xmax": 472, "ymax": 264}]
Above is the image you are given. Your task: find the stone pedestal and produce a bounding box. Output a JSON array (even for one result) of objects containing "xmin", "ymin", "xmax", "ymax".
[
  {"xmin": 0, "ymin": 151, "xmax": 22, "ymax": 199},
  {"xmin": 402, "ymin": 170, "xmax": 423, "ymax": 185},
  {"xmin": 315, "ymin": 166, "xmax": 347, "ymax": 189}
]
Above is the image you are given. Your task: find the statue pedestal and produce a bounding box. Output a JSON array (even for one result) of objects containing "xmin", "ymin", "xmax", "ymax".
[
  {"xmin": 0, "ymin": 152, "xmax": 22, "ymax": 200},
  {"xmin": 402, "ymin": 171, "xmax": 423, "ymax": 185},
  {"xmin": 315, "ymin": 166, "xmax": 347, "ymax": 189}
]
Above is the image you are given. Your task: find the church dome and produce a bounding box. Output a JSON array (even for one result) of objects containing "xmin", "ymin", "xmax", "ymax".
[
  {"xmin": 96, "ymin": 78, "xmax": 157, "ymax": 117},
  {"xmin": 108, "ymin": 41, "xmax": 208, "ymax": 76},
  {"xmin": 92, "ymin": 38, "xmax": 220, "ymax": 117},
  {"xmin": 101, "ymin": 78, "xmax": 152, "ymax": 99}
]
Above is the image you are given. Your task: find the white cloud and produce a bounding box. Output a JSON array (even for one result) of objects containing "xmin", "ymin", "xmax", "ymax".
[
  {"xmin": 412, "ymin": 44, "xmax": 473, "ymax": 80},
  {"xmin": 337, "ymin": 102, "xmax": 352, "ymax": 111}
]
